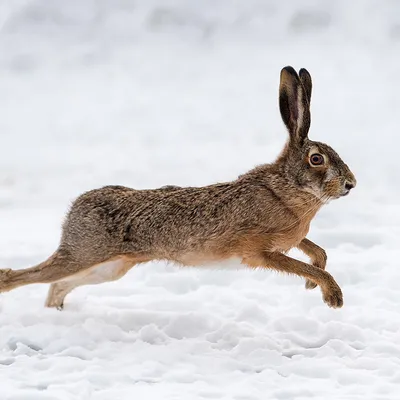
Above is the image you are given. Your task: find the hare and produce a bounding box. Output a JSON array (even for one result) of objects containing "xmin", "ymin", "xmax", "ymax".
[{"xmin": 0, "ymin": 66, "xmax": 356, "ymax": 310}]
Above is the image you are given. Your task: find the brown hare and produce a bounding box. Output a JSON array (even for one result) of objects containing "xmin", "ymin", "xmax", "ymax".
[{"xmin": 0, "ymin": 66, "xmax": 356, "ymax": 310}]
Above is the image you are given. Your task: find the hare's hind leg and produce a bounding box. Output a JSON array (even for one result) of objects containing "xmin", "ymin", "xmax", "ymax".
[
  {"xmin": 297, "ymin": 238, "xmax": 328, "ymax": 290},
  {"xmin": 45, "ymin": 256, "xmax": 137, "ymax": 309},
  {"xmin": 243, "ymin": 251, "xmax": 342, "ymax": 308},
  {"xmin": 0, "ymin": 249, "xmax": 91, "ymax": 293}
]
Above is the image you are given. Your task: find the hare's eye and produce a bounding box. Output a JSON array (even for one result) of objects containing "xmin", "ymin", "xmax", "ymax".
[{"xmin": 310, "ymin": 153, "xmax": 324, "ymax": 166}]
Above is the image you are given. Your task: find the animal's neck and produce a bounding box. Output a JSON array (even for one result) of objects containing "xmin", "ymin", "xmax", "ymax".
[
  {"xmin": 282, "ymin": 190, "xmax": 324, "ymax": 223},
  {"xmin": 240, "ymin": 158, "xmax": 324, "ymax": 224},
  {"xmin": 273, "ymin": 142, "xmax": 325, "ymax": 219}
]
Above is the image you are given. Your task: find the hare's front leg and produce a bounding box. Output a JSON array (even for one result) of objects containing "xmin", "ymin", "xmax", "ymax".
[
  {"xmin": 243, "ymin": 251, "xmax": 342, "ymax": 308},
  {"xmin": 297, "ymin": 238, "xmax": 327, "ymax": 290}
]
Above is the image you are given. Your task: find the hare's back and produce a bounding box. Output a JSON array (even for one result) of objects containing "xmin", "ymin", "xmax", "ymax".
[{"xmin": 62, "ymin": 184, "xmax": 240, "ymax": 252}]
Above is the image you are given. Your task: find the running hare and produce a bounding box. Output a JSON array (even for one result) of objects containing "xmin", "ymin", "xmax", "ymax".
[{"xmin": 0, "ymin": 66, "xmax": 356, "ymax": 310}]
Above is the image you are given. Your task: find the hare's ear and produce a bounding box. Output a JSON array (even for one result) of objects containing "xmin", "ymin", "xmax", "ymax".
[
  {"xmin": 279, "ymin": 66, "xmax": 311, "ymax": 145},
  {"xmin": 299, "ymin": 68, "xmax": 312, "ymax": 105}
]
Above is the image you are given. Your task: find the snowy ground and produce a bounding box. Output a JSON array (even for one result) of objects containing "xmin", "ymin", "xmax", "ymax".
[{"xmin": 1, "ymin": 1, "xmax": 400, "ymax": 399}]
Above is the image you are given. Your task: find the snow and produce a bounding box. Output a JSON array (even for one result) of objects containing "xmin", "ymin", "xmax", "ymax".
[{"xmin": 0, "ymin": 0, "xmax": 399, "ymax": 398}]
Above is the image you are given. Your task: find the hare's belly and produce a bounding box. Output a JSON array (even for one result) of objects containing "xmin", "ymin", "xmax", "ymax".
[{"xmin": 176, "ymin": 252, "xmax": 240, "ymax": 268}]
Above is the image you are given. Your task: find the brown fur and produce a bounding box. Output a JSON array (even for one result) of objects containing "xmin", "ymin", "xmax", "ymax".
[{"xmin": 0, "ymin": 66, "xmax": 356, "ymax": 310}]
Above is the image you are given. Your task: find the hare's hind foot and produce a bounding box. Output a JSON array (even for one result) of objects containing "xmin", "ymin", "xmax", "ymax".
[
  {"xmin": 45, "ymin": 281, "xmax": 70, "ymax": 310},
  {"xmin": 45, "ymin": 256, "xmax": 138, "ymax": 310},
  {"xmin": 0, "ymin": 250, "xmax": 142, "ymax": 309},
  {"xmin": 0, "ymin": 250, "xmax": 86, "ymax": 294},
  {"xmin": 0, "ymin": 268, "xmax": 14, "ymax": 292}
]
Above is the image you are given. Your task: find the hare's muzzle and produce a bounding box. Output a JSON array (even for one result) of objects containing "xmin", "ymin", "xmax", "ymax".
[{"xmin": 342, "ymin": 176, "xmax": 356, "ymax": 196}]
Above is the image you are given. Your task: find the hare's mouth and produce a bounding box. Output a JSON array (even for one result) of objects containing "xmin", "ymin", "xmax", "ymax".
[
  {"xmin": 323, "ymin": 178, "xmax": 355, "ymax": 200},
  {"xmin": 331, "ymin": 189, "xmax": 350, "ymax": 199}
]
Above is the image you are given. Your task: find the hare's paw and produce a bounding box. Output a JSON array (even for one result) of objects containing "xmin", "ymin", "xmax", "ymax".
[
  {"xmin": 305, "ymin": 279, "xmax": 317, "ymax": 290},
  {"xmin": 322, "ymin": 283, "xmax": 343, "ymax": 309},
  {"xmin": 45, "ymin": 297, "xmax": 64, "ymax": 311},
  {"xmin": 45, "ymin": 283, "xmax": 68, "ymax": 311}
]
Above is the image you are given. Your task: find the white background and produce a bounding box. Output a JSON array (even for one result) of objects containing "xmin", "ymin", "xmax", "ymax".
[{"xmin": 0, "ymin": 1, "xmax": 399, "ymax": 399}]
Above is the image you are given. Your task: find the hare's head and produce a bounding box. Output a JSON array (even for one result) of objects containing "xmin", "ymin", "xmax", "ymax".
[{"xmin": 278, "ymin": 66, "xmax": 356, "ymax": 201}]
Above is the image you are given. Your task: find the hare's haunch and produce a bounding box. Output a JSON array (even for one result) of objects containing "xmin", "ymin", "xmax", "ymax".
[{"xmin": 0, "ymin": 66, "xmax": 356, "ymax": 310}]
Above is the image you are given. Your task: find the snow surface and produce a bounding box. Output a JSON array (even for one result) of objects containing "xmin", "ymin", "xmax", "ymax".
[{"xmin": 1, "ymin": 1, "xmax": 400, "ymax": 399}]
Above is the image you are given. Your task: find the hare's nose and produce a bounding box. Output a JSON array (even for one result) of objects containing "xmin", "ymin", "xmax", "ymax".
[{"xmin": 344, "ymin": 181, "xmax": 355, "ymax": 191}]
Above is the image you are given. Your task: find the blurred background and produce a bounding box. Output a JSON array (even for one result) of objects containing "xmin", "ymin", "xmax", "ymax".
[
  {"xmin": 2, "ymin": 2, "xmax": 400, "ymax": 398},
  {"xmin": 0, "ymin": 0, "xmax": 398, "ymax": 271}
]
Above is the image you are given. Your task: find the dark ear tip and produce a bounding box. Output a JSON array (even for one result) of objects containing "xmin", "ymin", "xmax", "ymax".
[
  {"xmin": 281, "ymin": 66, "xmax": 298, "ymax": 77},
  {"xmin": 299, "ymin": 68, "xmax": 311, "ymax": 78}
]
